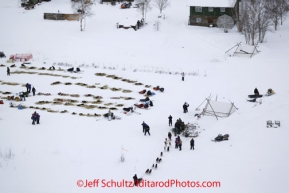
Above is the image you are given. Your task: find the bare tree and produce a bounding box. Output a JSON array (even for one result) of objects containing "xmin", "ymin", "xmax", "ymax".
[
  {"xmin": 71, "ymin": 0, "xmax": 94, "ymax": 31},
  {"xmin": 265, "ymin": 0, "xmax": 280, "ymax": 30},
  {"xmin": 277, "ymin": 0, "xmax": 289, "ymax": 25},
  {"xmin": 239, "ymin": 0, "xmax": 259, "ymax": 45},
  {"xmin": 136, "ymin": 0, "xmax": 152, "ymax": 22},
  {"xmin": 154, "ymin": 0, "xmax": 170, "ymax": 14},
  {"xmin": 234, "ymin": 0, "xmax": 242, "ymax": 32},
  {"xmin": 239, "ymin": 0, "xmax": 274, "ymax": 45},
  {"xmin": 256, "ymin": 0, "xmax": 273, "ymax": 43}
]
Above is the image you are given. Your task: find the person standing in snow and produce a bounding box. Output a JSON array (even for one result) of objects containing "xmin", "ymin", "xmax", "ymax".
[
  {"xmin": 133, "ymin": 174, "xmax": 138, "ymax": 186},
  {"xmin": 181, "ymin": 72, "xmax": 185, "ymax": 81},
  {"xmin": 19, "ymin": 92, "xmax": 26, "ymax": 101},
  {"xmin": 7, "ymin": 67, "xmax": 10, "ymax": 76},
  {"xmin": 178, "ymin": 137, "xmax": 182, "ymax": 151},
  {"xmin": 141, "ymin": 121, "xmax": 150, "ymax": 136},
  {"xmin": 168, "ymin": 132, "xmax": 172, "ymax": 141},
  {"xmin": 254, "ymin": 88, "xmax": 259, "ymax": 95},
  {"xmin": 190, "ymin": 138, "xmax": 195, "ymax": 150},
  {"xmin": 31, "ymin": 111, "xmax": 40, "ymax": 125},
  {"xmin": 175, "ymin": 137, "xmax": 179, "ymax": 149},
  {"xmin": 26, "ymin": 83, "xmax": 29, "ymax": 92},
  {"xmin": 32, "ymin": 87, "xmax": 36, "ymax": 96},
  {"xmin": 28, "ymin": 84, "xmax": 31, "ymax": 93},
  {"xmin": 141, "ymin": 121, "xmax": 146, "ymax": 133},
  {"xmin": 168, "ymin": 115, "xmax": 172, "ymax": 126},
  {"xmin": 183, "ymin": 102, "xmax": 189, "ymax": 113}
]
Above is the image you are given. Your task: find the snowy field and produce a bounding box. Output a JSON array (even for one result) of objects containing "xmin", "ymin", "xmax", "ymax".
[{"xmin": 1, "ymin": 0, "xmax": 289, "ymax": 193}]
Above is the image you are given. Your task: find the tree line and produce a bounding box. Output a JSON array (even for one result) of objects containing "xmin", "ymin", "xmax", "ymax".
[{"xmin": 235, "ymin": 0, "xmax": 289, "ymax": 45}]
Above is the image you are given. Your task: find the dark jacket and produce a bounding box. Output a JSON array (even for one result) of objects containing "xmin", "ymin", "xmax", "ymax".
[
  {"xmin": 168, "ymin": 115, "xmax": 172, "ymax": 121},
  {"xmin": 190, "ymin": 138, "xmax": 194, "ymax": 146},
  {"xmin": 133, "ymin": 174, "xmax": 138, "ymax": 181},
  {"xmin": 168, "ymin": 132, "xmax": 172, "ymax": 138},
  {"xmin": 175, "ymin": 138, "xmax": 179, "ymax": 144},
  {"xmin": 150, "ymin": 101, "xmax": 153, "ymax": 106},
  {"xmin": 141, "ymin": 122, "xmax": 150, "ymax": 130},
  {"xmin": 32, "ymin": 87, "xmax": 36, "ymax": 93},
  {"xmin": 183, "ymin": 103, "xmax": 189, "ymax": 110},
  {"xmin": 31, "ymin": 113, "xmax": 40, "ymax": 120},
  {"xmin": 254, "ymin": 88, "xmax": 259, "ymax": 95}
]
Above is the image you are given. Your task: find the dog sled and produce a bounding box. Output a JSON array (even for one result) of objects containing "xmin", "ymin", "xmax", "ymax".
[
  {"xmin": 153, "ymin": 86, "xmax": 164, "ymax": 92},
  {"xmin": 103, "ymin": 113, "xmax": 121, "ymax": 120},
  {"xmin": 139, "ymin": 89, "xmax": 146, "ymax": 94},
  {"xmin": 140, "ymin": 97, "xmax": 150, "ymax": 102},
  {"xmin": 247, "ymin": 98, "xmax": 257, "ymax": 102},
  {"xmin": 248, "ymin": 94, "xmax": 263, "ymax": 98},
  {"xmin": 212, "ymin": 134, "xmax": 229, "ymax": 142},
  {"xmin": 122, "ymin": 107, "xmax": 141, "ymax": 115},
  {"xmin": 134, "ymin": 103, "xmax": 149, "ymax": 109}
]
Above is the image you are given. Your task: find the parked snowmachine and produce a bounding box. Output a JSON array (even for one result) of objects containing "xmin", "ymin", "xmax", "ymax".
[
  {"xmin": 212, "ymin": 134, "xmax": 229, "ymax": 142},
  {"xmin": 265, "ymin": 88, "xmax": 275, "ymax": 96}
]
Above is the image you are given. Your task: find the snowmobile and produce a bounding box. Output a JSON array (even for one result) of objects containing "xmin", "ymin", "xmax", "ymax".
[
  {"xmin": 265, "ymin": 88, "xmax": 275, "ymax": 96},
  {"xmin": 212, "ymin": 134, "xmax": 229, "ymax": 142}
]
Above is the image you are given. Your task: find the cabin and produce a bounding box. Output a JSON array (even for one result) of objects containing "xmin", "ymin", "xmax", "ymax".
[{"xmin": 188, "ymin": 0, "xmax": 237, "ymax": 27}]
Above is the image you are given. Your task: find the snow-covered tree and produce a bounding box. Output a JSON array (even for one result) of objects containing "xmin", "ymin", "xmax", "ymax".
[
  {"xmin": 154, "ymin": 0, "xmax": 170, "ymax": 14},
  {"xmin": 71, "ymin": 0, "xmax": 95, "ymax": 31}
]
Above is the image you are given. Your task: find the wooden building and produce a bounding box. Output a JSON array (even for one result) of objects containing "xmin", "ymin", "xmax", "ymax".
[{"xmin": 188, "ymin": 0, "xmax": 237, "ymax": 27}]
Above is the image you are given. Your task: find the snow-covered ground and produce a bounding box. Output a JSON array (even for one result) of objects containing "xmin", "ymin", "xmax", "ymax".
[{"xmin": 1, "ymin": 0, "xmax": 289, "ymax": 193}]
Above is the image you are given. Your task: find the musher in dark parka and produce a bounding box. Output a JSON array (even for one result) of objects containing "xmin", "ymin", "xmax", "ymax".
[
  {"xmin": 31, "ymin": 111, "xmax": 40, "ymax": 125},
  {"xmin": 168, "ymin": 115, "xmax": 172, "ymax": 126},
  {"xmin": 183, "ymin": 102, "xmax": 189, "ymax": 113},
  {"xmin": 254, "ymin": 88, "xmax": 259, "ymax": 95}
]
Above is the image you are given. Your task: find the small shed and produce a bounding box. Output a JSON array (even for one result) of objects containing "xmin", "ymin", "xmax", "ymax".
[{"xmin": 188, "ymin": 0, "xmax": 237, "ymax": 27}]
